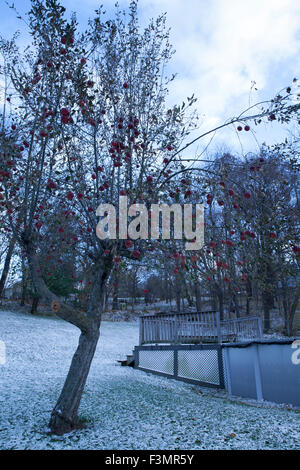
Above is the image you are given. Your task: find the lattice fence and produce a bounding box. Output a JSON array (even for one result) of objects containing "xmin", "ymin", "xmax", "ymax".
[{"xmin": 135, "ymin": 344, "xmax": 224, "ymax": 389}]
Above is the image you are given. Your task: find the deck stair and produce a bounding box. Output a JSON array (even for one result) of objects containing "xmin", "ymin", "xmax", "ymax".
[{"xmin": 117, "ymin": 352, "xmax": 135, "ymax": 367}]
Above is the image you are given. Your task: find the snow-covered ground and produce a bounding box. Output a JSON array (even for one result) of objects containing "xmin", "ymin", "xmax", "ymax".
[{"xmin": 0, "ymin": 310, "xmax": 299, "ymax": 450}]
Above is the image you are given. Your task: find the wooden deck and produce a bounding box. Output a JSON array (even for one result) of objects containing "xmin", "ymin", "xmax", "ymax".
[{"xmin": 139, "ymin": 311, "xmax": 263, "ymax": 345}]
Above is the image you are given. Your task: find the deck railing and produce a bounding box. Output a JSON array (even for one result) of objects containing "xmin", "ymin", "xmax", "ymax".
[{"xmin": 139, "ymin": 311, "xmax": 263, "ymax": 345}]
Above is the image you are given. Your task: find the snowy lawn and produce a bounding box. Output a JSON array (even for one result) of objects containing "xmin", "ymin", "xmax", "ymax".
[{"xmin": 0, "ymin": 310, "xmax": 299, "ymax": 450}]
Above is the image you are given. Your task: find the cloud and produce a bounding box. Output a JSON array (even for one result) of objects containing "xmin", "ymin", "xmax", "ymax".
[
  {"xmin": 1, "ymin": 0, "xmax": 299, "ymax": 152},
  {"xmin": 139, "ymin": 0, "xmax": 300, "ymax": 151}
]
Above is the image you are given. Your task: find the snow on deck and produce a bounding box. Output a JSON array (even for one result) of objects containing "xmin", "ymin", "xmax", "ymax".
[{"xmin": 0, "ymin": 310, "xmax": 299, "ymax": 450}]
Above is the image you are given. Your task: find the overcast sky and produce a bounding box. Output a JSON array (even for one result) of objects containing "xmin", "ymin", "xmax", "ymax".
[{"xmin": 1, "ymin": 0, "xmax": 299, "ymax": 156}]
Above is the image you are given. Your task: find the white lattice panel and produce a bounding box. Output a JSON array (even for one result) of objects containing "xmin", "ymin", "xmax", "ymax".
[
  {"xmin": 177, "ymin": 349, "xmax": 219, "ymax": 385},
  {"xmin": 138, "ymin": 350, "xmax": 174, "ymax": 375}
]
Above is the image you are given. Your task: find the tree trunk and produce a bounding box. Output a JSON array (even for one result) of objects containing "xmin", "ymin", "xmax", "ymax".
[
  {"xmin": 183, "ymin": 279, "xmax": 192, "ymax": 307},
  {"xmin": 20, "ymin": 258, "xmax": 29, "ymax": 306},
  {"xmin": 175, "ymin": 291, "xmax": 180, "ymax": 312},
  {"xmin": 232, "ymin": 294, "xmax": 240, "ymax": 318},
  {"xmin": 131, "ymin": 273, "xmax": 137, "ymax": 313},
  {"xmin": 209, "ymin": 289, "xmax": 217, "ymax": 311},
  {"xmin": 195, "ymin": 282, "xmax": 202, "ymax": 312},
  {"xmin": 31, "ymin": 295, "xmax": 40, "ymax": 314},
  {"xmin": 167, "ymin": 280, "xmax": 172, "ymax": 305},
  {"xmin": 186, "ymin": 290, "xmax": 192, "ymax": 307},
  {"xmin": 20, "ymin": 285, "xmax": 26, "ymax": 307},
  {"xmin": 245, "ymin": 278, "xmax": 252, "ymax": 316},
  {"xmin": 215, "ymin": 284, "xmax": 224, "ymax": 321},
  {"xmin": 23, "ymin": 239, "xmax": 110, "ymax": 434},
  {"xmin": 0, "ymin": 238, "xmax": 16, "ymax": 299},
  {"xmin": 246, "ymin": 296, "xmax": 250, "ymax": 316},
  {"xmin": 262, "ymin": 290, "xmax": 273, "ymax": 332},
  {"xmin": 282, "ymin": 287, "xmax": 299, "ymax": 337},
  {"xmin": 47, "ymin": 264, "xmax": 108, "ymax": 434},
  {"xmin": 103, "ymin": 288, "xmax": 108, "ymax": 312},
  {"xmin": 174, "ymin": 277, "xmax": 181, "ymax": 312},
  {"xmin": 112, "ymin": 269, "xmax": 119, "ymax": 311},
  {"xmin": 49, "ymin": 328, "xmax": 100, "ymax": 435}
]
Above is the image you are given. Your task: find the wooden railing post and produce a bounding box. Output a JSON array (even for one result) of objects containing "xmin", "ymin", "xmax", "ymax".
[
  {"xmin": 139, "ymin": 316, "xmax": 144, "ymax": 345},
  {"xmin": 155, "ymin": 317, "xmax": 159, "ymax": 343},
  {"xmin": 257, "ymin": 316, "xmax": 263, "ymax": 338},
  {"xmin": 174, "ymin": 314, "xmax": 178, "ymax": 344}
]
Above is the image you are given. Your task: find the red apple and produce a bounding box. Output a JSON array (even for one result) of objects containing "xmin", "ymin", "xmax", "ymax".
[{"xmin": 133, "ymin": 250, "xmax": 141, "ymax": 259}]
